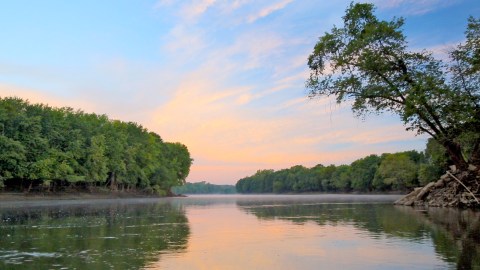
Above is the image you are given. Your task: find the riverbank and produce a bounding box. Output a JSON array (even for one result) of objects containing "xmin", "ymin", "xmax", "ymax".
[
  {"xmin": 0, "ymin": 191, "xmax": 170, "ymax": 202},
  {"xmin": 394, "ymin": 165, "xmax": 480, "ymax": 208}
]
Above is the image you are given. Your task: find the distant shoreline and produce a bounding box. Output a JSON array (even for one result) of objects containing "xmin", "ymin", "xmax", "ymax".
[{"xmin": 0, "ymin": 191, "xmax": 405, "ymax": 202}]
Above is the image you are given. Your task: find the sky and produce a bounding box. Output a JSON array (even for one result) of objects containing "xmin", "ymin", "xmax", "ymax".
[{"xmin": 0, "ymin": 0, "xmax": 479, "ymax": 184}]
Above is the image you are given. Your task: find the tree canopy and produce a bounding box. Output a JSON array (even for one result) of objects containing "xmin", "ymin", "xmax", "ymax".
[
  {"xmin": 172, "ymin": 181, "xmax": 236, "ymax": 194},
  {"xmin": 235, "ymin": 149, "xmax": 437, "ymax": 194},
  {"xmin": 0, "ymin": 97, "xmax": 192, "ymax": 194},
  {"xmin": 306, "ymin": 3, "xmax": 480, "ymax": 169}
]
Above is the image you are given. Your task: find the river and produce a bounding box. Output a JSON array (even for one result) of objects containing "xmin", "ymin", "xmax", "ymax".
[{"xmin": 0, "ymin": 194, "xmax": 479, "ymax": 269}]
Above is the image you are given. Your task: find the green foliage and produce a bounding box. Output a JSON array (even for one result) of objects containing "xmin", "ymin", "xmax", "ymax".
[
  {"xmin": 306, "ymin": 3, "xmax": 480, "ymax": 168},
  {"xmin": 172, "ymin": 181, "xmax": 236, "ymax": 194},
  {"xmin": 236, "ymin": 150, "xmax": 435, "ymax": 194},
  {"xmin": 0, "ymin": 97, "xmax": 192, "ymax": 193},
  {"xmin": 416, "ymin": 138, "xmax": 448, "ymax": 185},
  {"xmin": 373, "ymin": 153, "xmax": 418, "ymax": 191},
  {"xmin": 84, "ymin": 135, "xmax": 108, "ymax": 183},
  {"xmin": 350, "ymin": 154, "xmax": 381, "ymax": 191},
  {"xmin": 0, "ymin": 135, "xmax": 26, "ymax": 179},
  {"xmin": 418, "ymin": 164, "xmax": 441, "ymax": 186},
  {"xmin": 332, "ymin": 165, "xmax": 351, "ymax": 191}
]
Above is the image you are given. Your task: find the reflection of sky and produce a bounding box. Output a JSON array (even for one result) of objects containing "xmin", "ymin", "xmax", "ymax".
[
  {"xmin": 150, "ymin": 206, "xmax": 445, "ymax": 269},
  {"xmin": 1, "ymin": 1, "xmax": 479, "ymax": 184},
  {"xmin": 148, "ymin": 201, "xmax": 449, "ymax": 270}
]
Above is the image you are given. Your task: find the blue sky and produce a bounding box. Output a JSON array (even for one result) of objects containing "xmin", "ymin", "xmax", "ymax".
[{"xmin": 1, "ymin": 0, "xmax": 479, "ymax": 184}]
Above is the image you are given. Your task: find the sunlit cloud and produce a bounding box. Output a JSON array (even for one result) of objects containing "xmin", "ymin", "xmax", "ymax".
[
  {"xmin": 247, "ymin": 0, "xmax": 293, "ymax": 23},
  {"xmin": 181, "ymin": 0, "xmax": 218, "ymax": 19},
  {"xmin": 0, "ymin": 83, "xmax": 97, "ymax": 113},
  {"xmin": 222, "ymin": 30, "xmax": 286, "ymax": 70},
  {"xmin": 153, "ymin": 0, "xmax": 175, "ymax": 8},
  {"xmin": 220, "ymin": 0, "xmax": 252, "ymax": 13},
  {"xmin": 236, "ymin": 93, "xmax": 252, "ymax": 105},
  {"xmin": 148, "ymin": 66, "xmax": 425, "ymax": 183},
  {"xmin": 162, "ymin": 25, "xmax": 208, "ymax": 62},
  {"xmin": 423, "ymin": 42, "xmax": 458, "ymax": 61}
]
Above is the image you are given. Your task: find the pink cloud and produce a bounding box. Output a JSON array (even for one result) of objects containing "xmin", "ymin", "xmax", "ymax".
[
  {"xmin": 0, "ymin": 83, "xmax": 97, "ymax": 113},
  {"xmin": 247, "ymin": 0, "xmax": 293, "ymax": 23}
]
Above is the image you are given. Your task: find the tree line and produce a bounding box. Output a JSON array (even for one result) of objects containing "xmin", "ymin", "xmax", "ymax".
[
  {"xmin": 236, "ymin": 140, "xmax": 448, "ymax": 194},
  {"xmin": 0, "ymin": 97, "xmax": 192, "ymax": 195},
  {"xmin": 172, "ymin": 181, "xmax": 236, "ymax": 194}
]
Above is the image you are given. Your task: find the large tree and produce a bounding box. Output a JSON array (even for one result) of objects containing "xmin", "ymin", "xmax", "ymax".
[{"xmin": 306, "ymin": 3, "xmax": 480, "ymax": 169}]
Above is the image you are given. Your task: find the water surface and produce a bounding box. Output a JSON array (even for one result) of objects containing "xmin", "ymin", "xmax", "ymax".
[{"xmin": 1, "ymin": 195, "xmax": 479, "ymax": 269}]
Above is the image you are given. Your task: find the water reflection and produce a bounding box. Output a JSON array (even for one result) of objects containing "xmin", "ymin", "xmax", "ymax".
[
  {"xmin": 1, "ymin": 195, "xmax": 479, "ymax": 269},
  {"xmin": 0, "ymin": 198, "xmax": 190, "ymax": 270},
  {"xmin": 154, "ymin": 195, "xmax": 457, "ymax": 269},
  {"xmin": 236, "ymin": 197, "xmax": 480, "ymax": 269},
  {"xmin": 397, "ymin": 207, "xmax": 480, "ymax": 269}
]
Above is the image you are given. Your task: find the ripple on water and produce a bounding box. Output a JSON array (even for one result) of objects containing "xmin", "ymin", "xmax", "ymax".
[
  {"xmin": 0, "ymin": 251, "xmax": 60, "ymax": 259},
  {"xmin": 0, "ymin": 250, "xmax": 61, "ymax": 265}
]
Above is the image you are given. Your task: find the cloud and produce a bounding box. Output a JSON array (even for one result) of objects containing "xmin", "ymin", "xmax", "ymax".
[
  {"xmin": 0, "ymin": 83, "xmax": 97, "ymax": 113},
  {"xmin": 247, "ymin": 0, "xmax": 293, "ymax": 23},
  {"xmin": 236, "ymin": 93, "xmax": 252, "ymax": 105},
  {"xmin": 181, "ymin": 0, "xmax": 218, "ymax": 19},
  {"xmin": 147, "ymin": 63, "xmax": 424, "ymax": 184},
  {"xmin": 143, "ymin": 2, "xmax": 428, "ymax": 183},
  {"xmin": 221, "ymin": 0, "xmax": 252, "ymax": 13},
  {"xmin": 162, "ymin": 24, "xmax": 207, "ymax": 56},
  {"xmin": 372, "ymin": 0, "xmax": 458, "ymax": 15},
  {"xmin": 227, "ymin": 31, "xmax": 285, "ymax": 70},
  {"xmin": 153, "ymin": 0, "xmax": 176, "ymax": 9},
  {"xmin": 423, "ymin": 42, "xmax": 458, "ymax": 61},
  {"xmin": 408, "ymin": 42, "xmax": 461, "ymax": 63}
]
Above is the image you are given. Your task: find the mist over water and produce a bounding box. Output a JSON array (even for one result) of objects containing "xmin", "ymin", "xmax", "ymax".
[{"xmin": 1, "ymin": 195, "xmax": 479, "ymax": 269}]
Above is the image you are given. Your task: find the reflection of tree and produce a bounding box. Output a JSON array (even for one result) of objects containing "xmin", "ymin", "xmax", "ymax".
[
  {"xmin": 396, "ymin": 207, "xmax": 480, "ymax": 269},
  {"xmin": 0, "ymin": 200, "xmax": 190, "ymax": 269},
  {"xmin": 237, "ymin": 201, "xmax": 480, "ymax": 268}
]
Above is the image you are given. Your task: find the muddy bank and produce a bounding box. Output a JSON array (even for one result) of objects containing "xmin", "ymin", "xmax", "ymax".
[{"xmin": 395, "ymin": 165, "xmax": 480, "ymax": 207}]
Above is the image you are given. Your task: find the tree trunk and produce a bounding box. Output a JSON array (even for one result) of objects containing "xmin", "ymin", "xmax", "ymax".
[
  {"xmin": 469, "ymin": 139, "xmax": 480, "ymax": 165},
  {"xmin": 110, "ymin": 172, "xmax": 117, "ymax": 191},
  {"xmin": 26, "ymin": 181, "xmax": 33, "ymax": 193},
  {"xmin": 442, "ymin": 140, "xmax": 468, "ymax": 169}
]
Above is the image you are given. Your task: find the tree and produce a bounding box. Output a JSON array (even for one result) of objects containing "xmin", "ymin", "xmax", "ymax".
[
  {"xmin": 84, "ymin": 135, "xmax": 108, "ymax": 183},
  {"xmin": 316, "ymin": 165, "xmax": 336, "ymax": 191},
  {"xmin": 373, "ymin": 153, "xmax": 418, "ymax": 191},
  {"xmin": 332, "ymin": 165, "xmax": 351, "ymax": 191},
  {"xmin": 350, "ymin": 154, "xmax": 380, "ymax": 191},
  {"xmin": 306, "ymin": 3, "xmax": 480, "ymax": 169},
  {"xmin": 0, "ymin": 136, "xmax": 26, "ymax": 186},
  {"xmin": 161, "ymin": 142, "xmax": 192, "ymax": 188},
  {"xmin": 417, "ymin": 138, "xmax": 448, "ymax": 185},
  {"xmin": 418, "ymin": 164, "xmax": 439, "ymax": 186}
]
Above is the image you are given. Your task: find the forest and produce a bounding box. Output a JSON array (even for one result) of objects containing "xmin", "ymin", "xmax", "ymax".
[
  {"xmin": 0, "ymin": 97, "xmax": 192, "ymax": 195},
  {"xmin": 236, "ymin": 140, "xmax": 448, "ymax": 194},
  {"xmin": 172, "ymin": 181, "xmax": 236, "ymax": 194}
]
